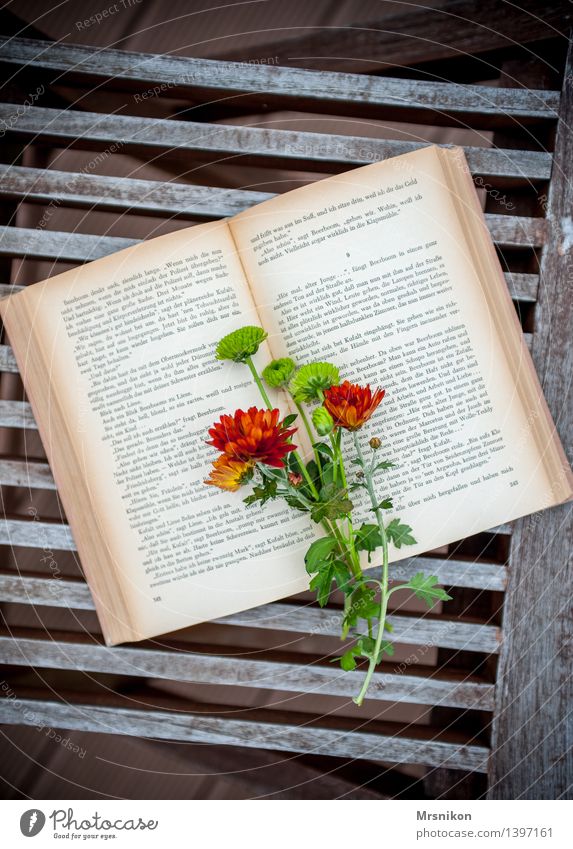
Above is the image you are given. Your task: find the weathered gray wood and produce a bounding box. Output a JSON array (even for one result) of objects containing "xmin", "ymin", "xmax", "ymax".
[
  {"xmin": 0, "ymin": 165, "xmax": 275, "ymax": 220},
  {"xmin": 0, "ymin": 165, "xmax": 549, "ymax": 249},
  {"xmin": 0, "ymin": 517, "xmax": 75, "ymax": 550},
  {"xmin": 0, "ymin": 696, "xmax": 490, "ymax": 770},
  {"xmin": 0, "ymin": 344, "xmax": 18, "ymax": 372},
  {"xmin": 0, "ymin": 572, "xmax": 500, "ymax": 652},
  {"xmin": 0, "ymin": 573, "xmax": 95, "ymax": 610},
  {"xmin": 219, "ymin": 604, "xmax": 501, "ymax": 653},
  {"xmin": 0, "ymin": 105, "xmax": 552, "ymax": 179},
  {"xmin": 374, "ymin": 555, "xmax": 507, "ymax": 592},
  {"xmin": 0, "ymin": 635, "xmax": 494, "ymax": 709},
  {"xmin": 488, "ymin": 40, "xmax": 573, "ymax": 801},
  {"xmin": 0, "ymin": 284, "xmax": 24, "ymax": 296},
  {"xmin": 0, "ymin": 36, "xmax": 559, "ymax": 125},
  {"xmin": 0, "ymin": 226, "xmax": 136, "ymax": 261},
  {"xmin": 0, "ymin": 400, "xmax": 38, "ymax": 429},
  {"xmin": 0, "ymin": 458, "xmax": 56, "ymax": 489}
]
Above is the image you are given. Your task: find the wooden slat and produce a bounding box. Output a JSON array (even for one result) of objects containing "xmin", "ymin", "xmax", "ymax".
[
  {"xmin": 0, "ymin": 284, "xmax": 24, "ymax": 296},
  {"xmin": 0, "ymin": 36, "xmax": 559, "ymax": 124},
  {"xmin": 0, "ymin": 573, "xmax": 95, "ymax": 610},
  {"xmin": 0, "ymin": 400, "xmax": 38, "ymax": 429},
  {"xmin": 0, "ymin": 165, "xmax": 549, "ymax": 249},
  {"xmin": 0, "ymin": 344, "xmax": 18, "ymax": 372},
  {"xmin": 219, "ymin": 604, "xmax": 501, "ymax": 654},
  {"xmin": 0, "ymin": 571, "xmax": 500, "ymax": 653},
  {"xmin": 0, "ymin": 695, "xmax": 490, "ymax": 770},
  {"xmin": 484, "ymin": 214, "xmax": 547, "ymax": 249},
  {"xmin": 0, "ymin": 104, "xmax": 552, "ymax": 179},
  {"xmin": 0, "ymin": 635, "xmax": 494, "ymax": 709},
  {"xmin": 375, "ymin": 555, "xmax": 507, "ymax": 592},
  {"xmin": 0, "ymin": 518, "xmax": 75, "ymax": 549},
  {"xmin": 0, "ymin": 227, "xmax": 541, "ymax": 304},
  {"xmin": 0, "ymin": 458, "xmax": 56, "ymax": 489},
  {"xmin": 0, "ymin": 226, "xmax": 136, "ymax": 261},
  {"xmin": 0, "ymin": 165, "xmax": 275, "ymax": 220}
]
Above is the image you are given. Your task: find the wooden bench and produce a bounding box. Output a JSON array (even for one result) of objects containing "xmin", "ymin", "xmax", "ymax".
[{"xmin": 0, "ymin": 21, "xmax": 572, "ymax": 799}]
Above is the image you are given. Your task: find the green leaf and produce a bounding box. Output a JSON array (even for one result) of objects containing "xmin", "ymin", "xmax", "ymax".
[
  {"xmin": 243, "ymin": 478, "xmax": 278, "ymax": 507},
  {"xmin": 310, "ymin": 482, "xmax": 353, "ymax": 523},
  {"xmin": 282, "ymin": 413, "xmax": 298, "ymax": 428},
  {"xmin": 385, "ymin": 518, "xmax": 417, "ymax": 548},
  {"xmin": 309, "ymin": 568, "xmax": 334, "ymax": 607},
  {"xmin": 376, "ymin": 640, "xmax": 395, "ymax": 662},
  {"xmin": 349, "ymin": 481, "xmax": 366, "ymax": 492},
  {"xmin": 374, "ymin": 461, "xmax": 396, "ymax": 471},
  {"xmin": 406, "ymin": 572, "xmax": 452, "ymax": 607},
  {"xmin": 339, "ymin": 650, "xmax": 358, "ymax": 671},
  {"xmin": 355, "ymin": 523, "xmax": 383, "ymax": 562},
  {"xmin": 351, "ymin": 457, "xmax": 363, "ymax": 467},
  {"xmin": 313, "ymin": 441, "xmax": 334, "ymax": 460},
  {"xmin": 336, "ymin": 633, "xmax": 392, "ymax": 671},
  {"xmin": 332, "ymin": 559, "xmax": 353, "ymax": 595},
  {"xmin": 371, "ymin": 497, "xmax": 393, "ymax": 511},
  {"xmin": 342, "ymin": 584, "xmax": 379, "ymax": 637},
  {"xmin": 304, "ymin": 536, "xmax": 338, "ymax": 573}
]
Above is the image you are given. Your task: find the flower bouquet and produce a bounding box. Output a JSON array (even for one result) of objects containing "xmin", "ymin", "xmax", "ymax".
[{"xmin": 205, "ymin": 326, "xmax": 452, "ymax": 705}]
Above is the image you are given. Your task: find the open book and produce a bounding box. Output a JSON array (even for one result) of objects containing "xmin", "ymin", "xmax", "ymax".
[{"xmin": 2, "ymin": 145, "xmax": 572, "ymax": 646}]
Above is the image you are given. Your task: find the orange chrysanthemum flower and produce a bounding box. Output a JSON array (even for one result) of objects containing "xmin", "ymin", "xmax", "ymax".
[
  {"xmin": 207, "ymin": 407, "xmax": 296, "ymax": 467},
  {"xmin": 205, "ymin": 455, "xmax": 254, "ymax": 491},
  {"xmin": 323, "ymin": 381, "xmax": 385, "ymax": 431}
]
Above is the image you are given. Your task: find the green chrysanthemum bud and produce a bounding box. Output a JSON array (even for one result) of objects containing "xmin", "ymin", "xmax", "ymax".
[
  {"xmin": 288, "ymin": 362, "xmax": 340, "ymax": 402},
  {"xmin": 262, "ymin": 357, "xmax": 296, "ymax": 388},
  {"xmin": 312, "ymin": 406, "xmax": 334, "ymax": 436},
  {"xmin": 215, "ymin": 326, "xmax": 268, "ymax": 363}
]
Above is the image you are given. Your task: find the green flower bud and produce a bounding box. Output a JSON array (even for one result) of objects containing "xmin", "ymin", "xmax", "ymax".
[
  {"xmin": 312, "ymin": 406, "xmax": 334, "ymax": 436},
  {"xmin": 288, "ymin": 362, "xmax": 340, "ymax": 402},
  {"xmin": 262, "ymin": 357, "xmax": 296, "ymax": 388},
  {"xmin": 215, "ymin": 326, "xmax": 268, "ymax": 363}
]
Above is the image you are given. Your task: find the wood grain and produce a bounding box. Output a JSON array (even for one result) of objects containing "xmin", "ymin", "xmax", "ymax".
[
  {"xmin": 0, "ymin": 35, "xmax": 559, "ymax": 125},
  {"xmin": 0, "ymin": 696, "xmax": 490, "ymax": 770},
  {"xmin": 0, "ymin": 635, "xmax": 495, "ymax": 709},
  {"xmin": 0, "ymin": 105, "xmax": 552, "ymax": 179},
  {"xmin": 488, "ymin": 39, "xmax": 573, "ymax": 801}
]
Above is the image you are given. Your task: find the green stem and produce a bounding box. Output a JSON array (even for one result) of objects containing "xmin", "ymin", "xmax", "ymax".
[
  {"xmin": 334, "ymin": 429, "xmax": 362, "ymax": 577},
  {"xmin": 246, "ymin": 356, "xmax": 319, "ymax": 499},
  {"xmin": 246, "ymin": 356, "xmax": 273, "ymax": 409},
  {"xmin": 352, "ymin": 431, "xmax": 390, "ymax": 706},
  {"xmin": 295, "ymin": 400, "xmax": 322, "ymax": 475}
]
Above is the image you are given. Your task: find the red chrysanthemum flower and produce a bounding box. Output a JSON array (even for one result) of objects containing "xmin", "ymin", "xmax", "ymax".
[
  {"xmin": 323, "ymin": 381, "xmax": 385, "ymax": 431},
  {"xmin": 207, "ymin": 407, "xmax": 296, "ymax": 467},
  {"xmin": 205, "ymin": 456, "xmax": 254, "ymax": 491}
]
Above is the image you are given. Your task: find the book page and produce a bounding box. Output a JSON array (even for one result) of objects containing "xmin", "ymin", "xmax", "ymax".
[
  {"xmin": 2, "ymin": 221, "xmax": 312, "ymax": 644},
  {"xmin": 230, "ymin": 145, "xmax": 573, "ymax": 561}
]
